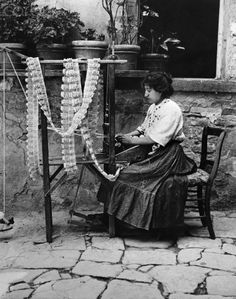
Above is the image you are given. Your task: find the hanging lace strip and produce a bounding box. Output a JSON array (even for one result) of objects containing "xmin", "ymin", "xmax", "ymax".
[
  {"xmin": 26, "ymin": 58, "xmax": 56, "ymax": 132},
  {"xmin": 61, "ymin": 58, "xmax": 83, "ymax": 174},
  {"xmin": 86, "ymin": 75, "xmax": 102, "ymax": 140},
  {"xmin": 79, "ymin": 62, "xmax": 120, "ymax": 181},
  {"xmin": 60, "ymin": 58, "xmax": 101, "ymax": 173},
  {"xmin": 25, "ymin": 57, "xmax": 120, "ymax": 181},
  {"xmin": 60, "ymin": 58, "xmax": 120, "ymax": 180},
  {"xmin": 25, "ymin": 67, "xmax": 40, "ymax": 179}
]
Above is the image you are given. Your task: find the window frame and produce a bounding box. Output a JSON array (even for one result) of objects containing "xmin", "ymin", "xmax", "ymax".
[
  {"xmin": 216, "ymin": 0, "xmax": 226, "ymax": 80},
  {"xmin": 136, "ymin": 0, "xmax": 236, "ymax": 92}
]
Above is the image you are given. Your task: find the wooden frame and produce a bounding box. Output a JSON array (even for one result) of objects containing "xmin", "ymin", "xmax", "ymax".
[{"xmin": 38, "ymin": 59, "xmax": 126, "ymax": 243}]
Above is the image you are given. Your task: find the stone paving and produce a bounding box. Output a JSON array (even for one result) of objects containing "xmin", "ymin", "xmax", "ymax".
[{"xmin": 1, "ymin": 210, "xmax": 236, "ymax": 298}]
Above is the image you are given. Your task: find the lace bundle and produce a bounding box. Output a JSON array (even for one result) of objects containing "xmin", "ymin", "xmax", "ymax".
[
  {"xmin": 63, "ymin": 59, "xmax": 101, "ymax": 136},
  {"xmin": 60, "ymin": 58, "xmax": 101, "ymax": 173},
  {"xmin": 25, "ymin": 58, "xmax": 120, "ymax": 181}
]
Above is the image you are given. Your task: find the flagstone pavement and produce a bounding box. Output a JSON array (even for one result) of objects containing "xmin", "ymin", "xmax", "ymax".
[{"xmin": 1, "ymin": 209, "xmax": 236, "ymax": 299}]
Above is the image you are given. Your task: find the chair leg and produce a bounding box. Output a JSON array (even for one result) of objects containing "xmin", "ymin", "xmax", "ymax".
[
  {"xmin": 206, "ymin": 216, "xmax": 216, "ymax": 239},
  {"xmin": 109, "ymin": 215, "xmax": 116, "ymax": 237},
  {"xmin": 204, "ymin": 187, "xmax": 216, "ymax": 239},
  {"xmin": 197, "ymin": 186, "xmax": 207, "ymax": 227}
]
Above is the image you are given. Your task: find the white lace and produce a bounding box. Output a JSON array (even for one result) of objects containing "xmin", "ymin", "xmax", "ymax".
[{"xmin": 26, "ymin": 57, "xmax": 120, "ymax": 181}]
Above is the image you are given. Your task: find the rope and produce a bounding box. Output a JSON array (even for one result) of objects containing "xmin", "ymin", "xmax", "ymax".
[
  {"xmin": 0, "ymin": 51, "xmax": 27, "ymax": 214},
  {"xmin": 2, "ymin": 50, "xmax": 6, "ymax": 213},
  {"xmin": 6, "ymin": 52, "xmax": 27, "ymax": 99}
]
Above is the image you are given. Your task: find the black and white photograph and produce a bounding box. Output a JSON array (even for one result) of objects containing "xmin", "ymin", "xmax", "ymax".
[{"xmin": 0, "ymin": 0, "xmax": 236, "ymax": 298}]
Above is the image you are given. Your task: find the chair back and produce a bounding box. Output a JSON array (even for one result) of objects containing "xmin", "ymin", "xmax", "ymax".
[{"xmin": 199, "ymin": 126, "xmax": 226, "ymax": 185}]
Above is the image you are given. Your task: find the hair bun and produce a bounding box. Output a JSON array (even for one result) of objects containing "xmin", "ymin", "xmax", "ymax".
[{"xmin": 162, "ymin": 72, "xmax": 172, "ymax": 84}]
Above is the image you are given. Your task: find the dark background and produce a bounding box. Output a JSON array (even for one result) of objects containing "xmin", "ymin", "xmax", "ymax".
[{"xmin": 140, "ymin": 0, "xmax": 220, "ymax": 78}]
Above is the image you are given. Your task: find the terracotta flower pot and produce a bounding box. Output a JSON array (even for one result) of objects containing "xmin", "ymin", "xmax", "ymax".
[
  {"xmin": 72, "ymin": 40, "xmax": 108, "ymax": 60},
  {"xmin": 35, "ymin": 43, "xmax": 69, "ymax": 69},
  {"xmin": 113, "ymin": 44, "xmax": 141, "ymax": 70},
  {"xmin": 140, "ymin": 53, "xmax": 169, "ymax": 72}
]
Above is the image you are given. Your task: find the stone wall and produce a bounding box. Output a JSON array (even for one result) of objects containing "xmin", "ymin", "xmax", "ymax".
[
  {"xmin": 0, "ymin": 77, "xmax": 103, "ymax": 212},
  {"xmin": 0, "ymin": 77, "xmax": 235, "ymax": 212}
]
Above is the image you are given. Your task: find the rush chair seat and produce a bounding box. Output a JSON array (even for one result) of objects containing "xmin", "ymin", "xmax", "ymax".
[
  {"xmin": 185, "ymin": 126, "xmax": 226, "ymax": 239},
  {"xmin": 108, "ymin": 126, "xmax": 226, "ymax": 239}
]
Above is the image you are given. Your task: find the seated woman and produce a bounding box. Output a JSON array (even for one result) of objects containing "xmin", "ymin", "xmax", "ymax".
[{"xmin": 102, "ymin": 72, "xmax": 197, "ymax": 233}]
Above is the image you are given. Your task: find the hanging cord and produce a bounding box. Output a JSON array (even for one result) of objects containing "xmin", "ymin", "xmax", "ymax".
[
  {"xmin": 1, "ymin": 52, "xmax": 27, "ymax": 215},
  {"xmin": 2, "ymin": 49, "xmax": 6, "ymax": 214},
  {"xmin": 6, "ymin": 52, "xmax": 27, "ymax": 98},
  {"xmin": 0, "ymin": 48, "xmax": 15, "ymax": 230}
]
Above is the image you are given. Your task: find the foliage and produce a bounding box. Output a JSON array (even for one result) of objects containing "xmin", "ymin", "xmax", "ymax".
[
  {"xmin": 139, "ymin": 2, "xmax": 185, "ymax": 54},
  {"xmin": 0, "ymin": 0, "xmax": 37, "ymax": 43},
  {"xmin": 27, "ymin": 6, "xmax": 84, "ymax": 45},
  {"xmin": 81, "ymin": 28, "xmax": 105, "ymax": 41},
  {"xmin": 102, "ymin": 0, "xmax": 138, "ymax": 45}
]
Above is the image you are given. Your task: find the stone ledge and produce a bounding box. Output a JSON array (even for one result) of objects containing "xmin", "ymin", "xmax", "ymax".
[
  {"xmin": 173, "ymin": 78, "xmax": 236, "ymax": 93},
  {"xmin": 2, "ymin": 69, "xmax": 236, "ymax": 93},
  {"xmin": 115, "ymin": 71, "xmax": 236, "ymax": 93}
]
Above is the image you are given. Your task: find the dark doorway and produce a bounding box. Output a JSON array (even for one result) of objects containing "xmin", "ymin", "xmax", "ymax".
[{"xmin": 139, "ymin": 0, "xmax": 220, "ymax": 78}]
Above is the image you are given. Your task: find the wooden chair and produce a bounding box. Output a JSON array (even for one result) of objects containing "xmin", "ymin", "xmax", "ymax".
[{"xmin": 186, "ymin": 126, "xmax": 226, "ymax": 239}]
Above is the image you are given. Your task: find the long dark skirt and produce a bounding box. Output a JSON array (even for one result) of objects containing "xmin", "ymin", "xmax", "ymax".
[{"xmin": 106, "ymin": 141, "xmax": 196, "ymax": 230}]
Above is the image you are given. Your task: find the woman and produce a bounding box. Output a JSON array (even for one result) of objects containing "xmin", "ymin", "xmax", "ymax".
[{"xmin": 106, "ymin": 72, "xmax": 196, "ymax": 232}]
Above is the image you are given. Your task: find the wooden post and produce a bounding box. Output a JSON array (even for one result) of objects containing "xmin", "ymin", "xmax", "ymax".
[
  {"xmin": 41, "ymin": 65, "xmax": 53, "ymax": 243},
  {"xmin": 102, "ymin": 65, "xmax": 109, "ymax": 155},
  {"xmin": 107, "ymin": 60, "xmax": 116, "ymax": 237}
]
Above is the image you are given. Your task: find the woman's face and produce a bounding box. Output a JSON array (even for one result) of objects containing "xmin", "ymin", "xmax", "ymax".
[{"xmin": 144, "ymin": 84, "xmax": 162, "ymax": 105}]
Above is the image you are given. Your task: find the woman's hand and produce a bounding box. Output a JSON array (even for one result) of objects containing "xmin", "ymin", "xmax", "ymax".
[
  {"xmin": 116, "ymin": 134, "xmax": 133, "ymax": 144},
  {"xmin": 116, "ymin": 133, "xmax": 155, "ymax": 145}
]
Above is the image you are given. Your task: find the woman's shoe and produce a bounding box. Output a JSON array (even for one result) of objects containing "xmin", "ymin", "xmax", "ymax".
[{"xmin": 0, "ymin": 223, "xmax": 13, "ymax": 232}]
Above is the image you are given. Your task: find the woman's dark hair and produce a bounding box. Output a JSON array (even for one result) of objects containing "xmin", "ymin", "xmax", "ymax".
[{"xmin": 142, "ymin": 72, "xmax": 174, "ymax": 99}]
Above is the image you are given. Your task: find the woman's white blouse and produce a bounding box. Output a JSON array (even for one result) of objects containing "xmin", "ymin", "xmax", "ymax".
[{"xmin": 137, "ymin": 99, "xmax": 185, "ymax": 146}]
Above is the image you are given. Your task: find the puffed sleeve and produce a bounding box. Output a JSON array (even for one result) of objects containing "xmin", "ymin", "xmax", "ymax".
[{"xmin": 147, "ymin": 101, "xmax": 184, "ymax": 146}]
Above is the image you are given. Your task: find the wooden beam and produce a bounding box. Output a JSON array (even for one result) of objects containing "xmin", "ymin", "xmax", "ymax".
[{"xmin": 107, "ymin": 62, "xmax": 116, "ymax": 174}]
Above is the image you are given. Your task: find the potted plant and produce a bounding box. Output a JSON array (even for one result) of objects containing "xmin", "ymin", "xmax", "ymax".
[
  {"xmin": 139, "ymin": 3, "xmax": 185, "ymax": 72},
  {"xmin": 102, "ymin": 0, "xmax": 141, "ymax": 70},
  {"xmin": 0, "ymin": 0, "xmax": 37, "ymax": 69},
  {"xmin": 72, "ymin": 28, "xmax": 108, "ymax": 60},
  {"xmin": 27, "ymin": 6, "xmax": 84, "ymax": 62}
]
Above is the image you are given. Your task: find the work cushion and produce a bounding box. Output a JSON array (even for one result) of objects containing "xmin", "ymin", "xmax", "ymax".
[{"xmin": 187, "ymin": 168, "xmax": 209, "ymax": 186}]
